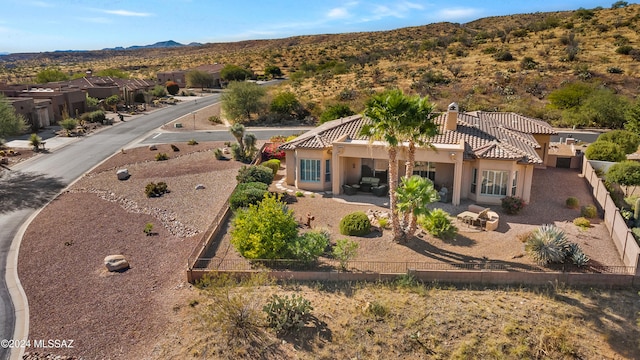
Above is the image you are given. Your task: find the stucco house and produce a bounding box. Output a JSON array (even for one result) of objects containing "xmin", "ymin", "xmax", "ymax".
[{"xmin": 279, "ymin": 103, "xmax": 556, "ymax": 206}]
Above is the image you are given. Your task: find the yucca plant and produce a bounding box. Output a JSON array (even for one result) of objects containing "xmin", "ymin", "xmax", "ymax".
[{"xmin": 525, "ymin": 224, "xmax": 568, "ymax": 265}]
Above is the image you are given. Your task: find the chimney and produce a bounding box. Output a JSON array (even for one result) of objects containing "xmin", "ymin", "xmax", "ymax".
[{"xmin": 445, "ymin": 102, "xmax": 458, "ymax": 131}]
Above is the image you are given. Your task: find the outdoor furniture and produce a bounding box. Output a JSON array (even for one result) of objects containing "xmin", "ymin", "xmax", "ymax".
[
  {"xmin": 372, "ymin": 184, "xmax": 389, "ymax": 197},
  {"xmin": 456, "ymin": 205, "xmax": 499, "ymax": 231},
  {"xmin": 342, "ymin": 184, "xmax": 358, "ymax": 195},
  {"xmin": 359, "ymin": 177, "xmax": 380, "ymax": 192}
]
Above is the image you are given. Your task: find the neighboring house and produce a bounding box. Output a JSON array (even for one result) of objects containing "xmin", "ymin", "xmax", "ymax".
[
  {"xmin": 157, "ymin": 63, "xmax": 224, "ymax": 88},
  {"xmin": 0, "ymin": 85, "xmax": 86, "ymax": 123},
  {"xmin": 4, "ymin": 97, "xmax": 53, "ymax": 130},
  {"xmin": 280, "ymin": 103, "xmax": 557, "ymax": 206},
  {"xmin": 48, "ymin": 74, "xmax": 155, "ymax": 105}
]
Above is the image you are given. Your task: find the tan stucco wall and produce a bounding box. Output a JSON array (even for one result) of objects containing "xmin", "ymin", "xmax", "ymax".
[
  {"xmin": 290, "ymin": 148, "xmax": 332, "ymax": 192},
  {"xmin": 468, "ymin": 160, "xmax": 534, "ymax": 205},
  {"xmin": 533, "ymin": 134, "xmax": 551, "ymax": 165}
]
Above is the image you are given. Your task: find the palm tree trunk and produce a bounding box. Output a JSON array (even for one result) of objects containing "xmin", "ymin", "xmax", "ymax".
[
  {"xmin": 388, "ymin": 147, "xmax": 404, "ymax": 242},
  {"xmin": 403, "ymin": 141, "xmax": 416, "ymax": 234}
]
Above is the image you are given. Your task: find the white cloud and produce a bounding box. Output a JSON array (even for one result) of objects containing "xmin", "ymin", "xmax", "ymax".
[
  {"xmin": 436, "ymin": 7, "xmax": 481, "ymax": 20},
  {"xmin": 358, "ymin": 1, "xmax": 427, "ymax": 22},
  {"xmin": 27, "ymin": 1, "xmax": 53, "ymax": 7},
  {"xmin": 102, "ymin": 9, "xmax": 153, "ymax": 17},
  {"xmin": 328, "ymin": 7, "xmax": 350, "ymax": 19}
]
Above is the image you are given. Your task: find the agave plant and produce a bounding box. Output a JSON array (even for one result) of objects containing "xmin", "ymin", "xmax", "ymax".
[
  {"xmin": 525, "ymin": 224, "xmax": 569, "ymax": 265},
  {"xmin": 566, "ymin": 242, "xmax": 590, "ymax": 267}
]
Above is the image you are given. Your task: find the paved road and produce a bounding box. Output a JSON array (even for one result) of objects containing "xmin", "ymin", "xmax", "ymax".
[
  {"xmin": 0, "ymin": 94, "xmax": 228, "ymax": 360},
  {"xmin": 140, "ymin": 127, "xmax": 311, "ymax": 145}
]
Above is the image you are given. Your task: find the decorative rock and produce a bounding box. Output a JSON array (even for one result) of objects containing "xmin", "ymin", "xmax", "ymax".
[
  {"xmin": 116, "ymin": 169, "xmax": 130, "ymax": 180},
  {"xmin": 195, "ymin": 184, "xmax": 205, "ymax": 190},
  {"xmin": 148, "ymin": 144, "xmax": 157, "ymax": 151},
  {"xmin": 104, "ymin": 255, "xmax": 129, "ymax": 272}
]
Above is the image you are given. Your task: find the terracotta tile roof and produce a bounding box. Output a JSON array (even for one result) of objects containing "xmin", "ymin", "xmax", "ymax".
[{"xmin": 280, "ymin": 110, "xmax": 556, "ymax": 164}]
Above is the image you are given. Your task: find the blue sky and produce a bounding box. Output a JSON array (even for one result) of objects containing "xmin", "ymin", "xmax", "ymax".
[{"xmin": 0, "ymin": 0, "xmax": 627, "ymax": 53}]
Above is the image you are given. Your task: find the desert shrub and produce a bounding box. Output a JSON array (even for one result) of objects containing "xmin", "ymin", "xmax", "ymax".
[
  {"xmin": 339, "ymin": 212, "xmax": 371, "ymax": 236},
  {"xmin": 170, "ymin": 144, "xmax": 180, "ymax": 152},
  {"xmin": 581, "ymin": 205, "xmax": 597, "ymax": 218},
  {"xmin": 566, "ymin": 242, "xmax": 590, "ymax": 267},
  {"xmin": 208, "ymin": 115, "xmax": 222, "ymax": 124},
  {"xmin": 319, "ymin": 103, "xmax": 355, "ymax": 123},
  {"xmin": 573, "ymin": 217, "xmax": 591, "ymax": 229},
  {"xmin": 213, "ymin": 148, "xmax": 225, "ymax": 160},
  {"xmin": 632, "ymin": 228, "xmax": 640, "ymax": 242},
  {"xmin": 231, "ymin": 193, "xmax": 298, "ymax": 259},
  {"xmin": 501, "ymin": 196, "xmax": 526, "ymax": 214},
  {"xmin": 417, "ymin": 209, "xmax": 458, "ymax": 240},
  {"xmin": 597, "ymin": 130, "xmax": 640, "ymax": 154},
  {"xmin": 236, "ymin": 165, "xmax": 274, "ymax": 185},
  {"xmin": 525, "ymin": 224, "xmax": 569, "ymax": 265},
  {"xmin": 616, "ymin": 45, "xmax": 634, "ymax": 54},
  {"xmin": 494, "ymin": 50, "xmax": 514, "ymax": 61},
  {"xmin": 263, "ymin": 294, "xmax": 313, "ymax": 335},
  {"xmin": 364, "ymin": 301, "xmax": 388, "ymax": 320},
  {"xmin": 59, "ymin": 118, "xmax": 78, "ymax": 135},
  {"xmin": 295, "ymin": 191, "xmax": 304, "ymax": 197},
  {"xmin": 333, "ymin": 238, "xmax": 359, "ymax": 270},
  {"xmin": 262, "ymin": 142, "xmax": 286, "ymax": 161},
  {"xmin": 155, "ymin": 152, "xmax": 168, "ymax": 161},
  {"xmin": 80, "ymin": 110, "xmax": 106, "ymax": 123},
  {"xmin": 187, "ymin": 139, "xmax": 198, "ymax": 145},
  {"xmin": 261, "ymin": 159, "xmax": 281, "ymax": 175},
  {"xmin": 166, "ymin": 81, "xmax": 179, "ymax": 95},
  {"xmin": 607, "ymin": 66, "xmax": 624, "ymax": 74},
  {"xmin": 565, "ymin": 197, "xmax": 579, "ymax": 209},
  {"xmin": 378, "ymin": 217, "xmax": 389, "ymax": 229},
  {"xmin": 143, "ymin": 223, "xmax": 153, "ymax": 236},
  {"xmin": 145, "ymin": 182, "xmax": 169, "ymax": 197},
  {"xmin": 229, "ymin": 182, "xmax": 269, "ymax": 210},
  {"xmin": 289, "ymin": 229, "xmax": 330, "ymax": 263}
]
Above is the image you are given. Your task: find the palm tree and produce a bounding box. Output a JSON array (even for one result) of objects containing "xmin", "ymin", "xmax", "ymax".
[
  {"xmin": 398, "ymin": 95, "xmax": 439, "ymax": 228},
  {"xmin": 361, "ymin": 89, "xmax": 440, "ymax": 242},
  {"xmin": 361, "ymin": 90, "xmax": 405, "ymax": 241},
  {"xmin": 396, "ymin": 175, "xmax": 440, "ymax": 236}
]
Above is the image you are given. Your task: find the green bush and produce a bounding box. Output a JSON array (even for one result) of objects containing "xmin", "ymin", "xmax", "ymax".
[
  {"xmin": 229, "ymin": 182, "xmax": 269, "ymax": 210},
  {"xmin": 417, "ymin": 209, "xmax": 458, "ymax": 240},
  {"xmin": 585, "ymin": 141, "xmax": 626, "ymax": 162},
  {"xmin": 187, "ymin": 139, "xmax": 198, "ymax": 145},
  {"xmin": 155, "ymin": 153, "xmax": 168, "ymax": 161},
  {"xmin": 581, "ymin": 205, "xmax": 597, "ymax": 218},
  {"xmin": 501, "ymin": 196, "xmax": 526, "ymax": 215},
  {"xmin": 231, "ymin": 194, "xmax": 298, "ymax": 259},
  {"xmin": 332, "ymin": 238, "xmax": 359, "ymax": 270},
  {"xmin": 573, "ymin": 217, "xmax": 591, "ymax": 229},
  {"xmin": 236, "ymin": 165, "xmax": 274, "ymax": 184},
  {"xmin": 339, "ymin": 212, "xmax": 371, "ymax": 236},
  {"xmin": 208, "ymin": 115, "xmax": 222, "ymax": 124},
  {"xmin": 566, "ymin": 197, "xmax": 579, "ymax": 209},
  {"xmin": 263, "ymin": 294, "xmax": 313, "ymax": 335},
  {"xmin": 261, "ymin": 159, "xmax": 281, "ymax": 175},
  {"xmin": 145, "ymin": 182, "xmax": 169, "ymax": 197},
  {"xmin": 289, "ymin": 229, "xmax": 330, "ymax": 263},
  {"xmin": 80, "ymin": 110, "xmax": 106, "ymax": 123}
]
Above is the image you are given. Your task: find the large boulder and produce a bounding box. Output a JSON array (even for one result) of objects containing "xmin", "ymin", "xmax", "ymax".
[
  {"xmin": 104, "ymin": 255, "xmax": 129, "ymax": 272},
  {"xmin": 116, "ymin": 169, "xmax": 130, "ymax": 180}
]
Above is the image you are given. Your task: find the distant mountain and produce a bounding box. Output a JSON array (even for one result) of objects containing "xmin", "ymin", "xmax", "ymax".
[
  {"xmin": 102, "ymin": 40, "xmax": 200, "ymax": 51},
  {"xmin": 0, "ymin": 52, "xmax": 8, "ymax": 56}
]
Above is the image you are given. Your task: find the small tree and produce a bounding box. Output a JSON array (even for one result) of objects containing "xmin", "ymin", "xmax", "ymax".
[
  {"xmin": 230, "ymin": 193, "xmax": 298, "ymax": 259},
  {"xmin": 264, "ymin": 65, "xmax": 283, "ymax": 79},
  {"xmin": 319, "ymin": 104, "xmax": 355, "ymax": 123},
  {"xmin": 0, "ymin": 95, "xmax": 28, "ymax": 140},
  {"xmin": 333, "ymin": 238, "xmax": 359, "ymax": 270},
  {"xmin": 596, "ymin": 130, "xmax": 640, "ymax": 154},
  {"xmin": 35, "ymin": 68, "xmax": 69, "ymax": 83},
  {"xmin": 270, "ymin": 92, "xmax": 300, "ymax": 116},
  {"xmin": 221, "ymin": 81, "xmax": 267, "ymax": 123},
  {"xmin": 606, "ymin": 160, "xmax": 640, "ymax": 197},
  {"xmin": 151, "ymin": 85, "xmax": 167, "ymax": 98},
  {"xmin": 236, "ymin": 165, "xmax": 274, "ymax": 184},
  {"xmin": 221, "ymin": 64, "xmax": 253, "ymax": 82},
  {"xmin": 105, "ymin": 95, "xmax": 120, "ymax": 112},
  {"xmin": 186, "ymin": 70, "xmax": 214, "ymax": 89},
  {"xmin": 585, "ymin": 141, "xmax": 626, "ymax": 162}
]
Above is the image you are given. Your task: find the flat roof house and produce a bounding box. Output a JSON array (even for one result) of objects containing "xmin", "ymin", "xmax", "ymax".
[{"xmin": 280, "ymin": 103, "xmax": 556, "ymax": 206}]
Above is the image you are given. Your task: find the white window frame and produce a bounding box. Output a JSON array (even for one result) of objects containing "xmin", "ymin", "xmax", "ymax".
[
  {"xmin": 511, "ymin": 171, "xmax": 518, "ymax": 196},
  {"xmin": 481, "ymin": 170, "xmax": 509, "ymax": 196},
  {"xmin": 325, "ymin": 159, "xmax": 331, "ymax": 182},
  {"xmin": 471, "ymin": 168, "xmax": 477, "ymax": 194},
  {"xmin": 300, "ymin": 159, "xmax": 321, "ymax": 182}
]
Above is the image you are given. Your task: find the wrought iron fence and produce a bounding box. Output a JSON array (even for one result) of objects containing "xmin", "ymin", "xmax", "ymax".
[{"xmin": 193, "ymin": 258, "xmax": 635, "ymax": 275}]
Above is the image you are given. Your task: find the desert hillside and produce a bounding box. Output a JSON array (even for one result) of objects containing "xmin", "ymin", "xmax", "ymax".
[{"xmin": 3, "ymin": 4, "xmax": 640, "ymax": 119}]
